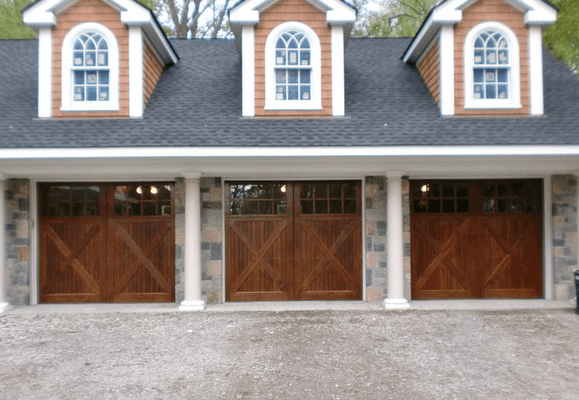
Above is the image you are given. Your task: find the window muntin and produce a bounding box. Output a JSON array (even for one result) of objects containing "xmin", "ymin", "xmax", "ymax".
[
  {"xmin": 275, "ymin": 31, "xmax": 311, "ymax": 101},
  {"xmin": 473, "ymin": 31, "xmax": 509, "ymax": 100},
  {"xmin": 61, "ymin": 23, "xmax": 119, "ymax": 112},
  {"xmin": 228, "ymin": 183, "xmax": 288, "ymax": 216},
  {"xmin": 72, "ymin": 32, "xmax": 110, "ymax": 103},
  {"xmin": 264, "ymin": 22, "xmax": 321, "ymax": 111},
  {"xmin": 464, "ymin": 22, "xmax": 521, "ymax": 110}
]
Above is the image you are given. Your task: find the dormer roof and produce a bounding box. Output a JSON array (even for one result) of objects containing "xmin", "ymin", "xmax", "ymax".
[
  {"xmin": 402, "ymin": 0, "xmax": 557, "ymax": 63},
  {"xmin": 22, "ymin": 0, "xmax": 178, "ymax": 64}
]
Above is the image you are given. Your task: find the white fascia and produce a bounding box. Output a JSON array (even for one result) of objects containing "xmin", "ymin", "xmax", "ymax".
[
  {"xmin": 229, "ymin": 0, "xmax": 355, "ymax": 25},
  {"xmin": 4, "ymin": 146, "xmax": 579, "ymax": 160}
]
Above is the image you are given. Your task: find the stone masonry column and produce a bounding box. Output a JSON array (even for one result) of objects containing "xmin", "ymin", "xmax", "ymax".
[
  {"xmin": 0, "ymin": 176, "xmax": 9, "ymax": 313},
  {"xmin": 384, "ymin": 172, "xmax": 410, "ymax": 309},
  {"xmin": 179, "ymin": 173, "xmax": 206, "ymax": 311}
]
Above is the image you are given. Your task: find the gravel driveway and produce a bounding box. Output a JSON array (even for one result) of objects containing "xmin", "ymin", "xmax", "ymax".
[{"xmin": 1, "ymin": 308, "xmax": 578, "ymax": 399}]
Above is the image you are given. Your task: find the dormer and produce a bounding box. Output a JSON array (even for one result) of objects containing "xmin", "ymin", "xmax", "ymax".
[
  {"xmin": 402, "ymin": 0, "xmax": 557, "ymax": 117},
  {"xmin": 229, "ymin": 0, "xmax": 357, "ymax": 117},
  {"xmin": 22, "ymin": 0, "xmax": 178, "ymax": 119}
]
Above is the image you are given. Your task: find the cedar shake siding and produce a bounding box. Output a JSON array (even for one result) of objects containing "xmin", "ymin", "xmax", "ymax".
[
  {"xmin": 454, "ymin": 0, "xmax": 529, "ymax": 116},
  {"xmin": 52, "ymin": 0, "xmax": 129, "ymax": 118},
  {"xmin": 254, "ymin": 0, "xmax": 332, "ymax": 117},
  {"xmin": 417, "ymin": 41, "xmax": 441, "ymax": 106},
  {"xmin": 144, "ymin": 43, "xmax": 164, "ymax": 107}
]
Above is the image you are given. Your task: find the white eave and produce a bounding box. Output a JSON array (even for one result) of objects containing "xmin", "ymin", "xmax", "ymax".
[
  {"xmin": 22, "ymin": 0, "xmax": 178, "ymax": 65},
  {"xmin": 229, "ymin": 0, "xmax": 357, "ymax": 41},
  {"xmin": 402, "ymin": 0, "xmax": 557, "ymax": 64}
]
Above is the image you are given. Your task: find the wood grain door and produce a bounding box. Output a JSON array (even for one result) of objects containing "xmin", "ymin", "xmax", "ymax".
[
  {"xmin": 294, "ymin": 182, "xmax": 362, "ymax": 300},
  {"xmin": 225, "ymin": 181, "xmax": 362, "ymax": 301},
  {"xmin": 39, "ymin": 182, "xmax": 175, "ymax": 303},
  {"xmin": 410, "ymin": 180, "xmax": 543, "ymax": 300}
]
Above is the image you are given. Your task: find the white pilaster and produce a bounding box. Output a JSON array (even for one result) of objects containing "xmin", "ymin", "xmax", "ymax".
[
  {"xmin": 242, "ymin": 25, "xmax": 255, "ymax": 117},
  {"xmin": 0, "ymin": 176, "xmax": 10, "ymax": 313},
  {"xmin": 129, "ymin": 26, "xmax": 144, "ymax": 118},
  {"xmin": 38, "ymin": 27, "xmax": 52, "ymax": 118},
  {"xmin": 384, "ymin": 172, "xmax": 410, "ymax": 309},
  {"xmin": 529, "ymin": 25, "xmax": 544, "ymax": 116},
  {"xmin": 439, "ymin": 25, "xmax": 455, "ymax": 116},
  {"xmin": 179, "ymin": 173, "xmax": 206, "ymax": 311},
  {"xmin": 543, "ymin": 175, "xmax": 553, "ymax": 300},
  {"xmin": 331, "ymin": 25, "xmax": 345, "ymax": 117}
]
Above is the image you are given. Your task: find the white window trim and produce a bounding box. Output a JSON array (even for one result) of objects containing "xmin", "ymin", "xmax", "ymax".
[
  {"xmin": 61, "ymin": 22, "xmax": 120, "ymax": 112},
  {"xmin": 464, "ymin": 21, "xmax": 521, "ymax": 110},
  {"xmin": 264, "ymin": 22, "xmax": 322, "ymax": 111}
]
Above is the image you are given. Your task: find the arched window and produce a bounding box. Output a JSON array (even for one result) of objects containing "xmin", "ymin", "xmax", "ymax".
[
  {"xmin": 61, "ymin": 23, "xmax": 119, "ymax": 111},
  {"xmin": 72, "ymin": 32, "xmax": 110, "ymax": 103},
  {"xmin": 265, "ymin": 22, "xmax": 321, "ymax": 111},
  {"xmin": 275, "ymin": 31, "xmax": 311, "ymax": 101},
  {"xmin": 464, "ymin": 22, "xmax": 520, "ymax": 109}
]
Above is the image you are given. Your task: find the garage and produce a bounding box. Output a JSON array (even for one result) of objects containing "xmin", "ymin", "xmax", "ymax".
[
  {"xmin": 39, "ymin": 182, "xmax": 175, "ymax": 303},
  {"xmin": 225, "ymin": 181, "xmax": 362, "ymax": 301},
  {"xmin": 410, "ymin": 179, "xmax": 543, "ymax": 300}
]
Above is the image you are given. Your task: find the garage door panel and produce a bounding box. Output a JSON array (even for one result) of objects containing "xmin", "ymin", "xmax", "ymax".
[
  {"xmin": 39, "ymin": 182, "xmax": 175, "ymax": 303},
  {"xmin": 411, "ymin": 179, "xmax": 543, "ymax": 300},
  {"xmin": 226, "ymin": 218, "xmax": 294, "ymax": 301},
  {"xmin": 226, "ymin": 181, "xmax": 362, "ymax": 302},
  {"xmin": 40, "ymin": 219, "xmax": 106, "ymax": 302}
]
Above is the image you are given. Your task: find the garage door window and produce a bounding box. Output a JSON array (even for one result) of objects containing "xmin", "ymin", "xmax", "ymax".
[
  {"xmin": 300, "ymin": 182, "xmax": 357, "ymax": 214},
  {"xmin": 229, "ymin": 182, "xmax": 288, "ymax": 215},
  {"xmin": 113, "ymin": 183, "xmax": 172, "ymax": 216},
  {"xmin": 41, "ymin": 184, "xmax": 101, "ymax": 217},
  {"xmin": 483, "ymin": 181, "xmax": 541, "ymax": 214},
  {"xmin": 413, "ymin": 182, "xmax": 469, "ymax": 214}
]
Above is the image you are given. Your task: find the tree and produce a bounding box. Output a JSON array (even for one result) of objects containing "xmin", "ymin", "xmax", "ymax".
[
  {"xmin": 0, "ymin": 0, "xmax": 36, "ymax": 39},
  {"xmin": 367, "ymin": 0, "xmax": 437, "ymax": 37},
  {"xmin": 543, "ymin": 0, "xmax": 579, "ymax": 73},
  {"xmin": 155, "ymin": 0, "xmax": 232, "ymax": 38}
]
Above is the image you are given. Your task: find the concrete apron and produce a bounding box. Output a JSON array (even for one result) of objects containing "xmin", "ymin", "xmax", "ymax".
[{"xmin": 4, "ymin": 299, "xmax": 575, "ymax": 314}]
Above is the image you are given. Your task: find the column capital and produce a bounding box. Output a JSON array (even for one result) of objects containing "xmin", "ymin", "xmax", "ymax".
[
  {"xmin": 0, "ymin": 173, "xmax": 7, "ymax": 181},
  {"xmin": 182, "ymin": 172, "xmax": 202, "ymax": 179},
  {"xmin": 385, "ymin": 171, "xmax": 405, "ymax": 179}
]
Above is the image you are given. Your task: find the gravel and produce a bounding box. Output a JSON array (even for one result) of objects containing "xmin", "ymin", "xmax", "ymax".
[{"xmin": 1, "ymin": 309, "xmax": 578, "ymax": 399}]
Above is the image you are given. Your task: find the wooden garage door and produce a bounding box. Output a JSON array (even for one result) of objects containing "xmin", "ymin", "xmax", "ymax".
[
  {"xmin": 226, "ymin": 181, "xmax": 362, "ymax": 301},
  {"xmin": 410, "ymin": 180, "xmax": 543, "ymax": 300},
  {"xmin": 39, "ymin": 183, "xmax": 175, "ymax": 303}
]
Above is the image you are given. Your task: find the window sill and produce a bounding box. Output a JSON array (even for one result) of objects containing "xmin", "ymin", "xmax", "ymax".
[
  {"xmin": 264, "ymin": 101, "xmax": 322, "ymax": 111},
  {"xmin": 464, "ymin": 101, "xmax": 522, "ymax": 110},
  {"xmin": 61, "ymin": 103, "xmax": 120, "ymax": 112}
]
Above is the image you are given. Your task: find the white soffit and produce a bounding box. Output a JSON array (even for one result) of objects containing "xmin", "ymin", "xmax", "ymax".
[{"xmin": 403, "ymin": 0, "xmax": 556, "ymax": 63}]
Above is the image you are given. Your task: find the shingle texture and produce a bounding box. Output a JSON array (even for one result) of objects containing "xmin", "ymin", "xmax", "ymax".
[{"xmin": 1, "ymin": 37, "xmax": 578, "ymax": 148}]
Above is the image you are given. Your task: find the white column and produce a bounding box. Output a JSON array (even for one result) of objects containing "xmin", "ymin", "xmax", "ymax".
[
  {"xmin": 241, "ymin": 25, "xmax": 255, "ymax": 117},
  {"xmin": 179, "ymin": 173, "xmax": 206, "ymax": 311},
  {"xmin": 0, "ymin": 176, "xmax": 10, "ymax": 313},
  {"xmin": 384, "ymin": 172, "xmax": 410, "ymax": 309},
  {"xmin": 439, "ymin": 25, "xmax": 455, "ymax": 116},
  {"xmin": 331, "ymin": 25, "xmax": 345, "ymax": 117},
  {"xmin": 529, "ymin": 25, "xmax": 544, "ymax": 116},
  {"xmin": 128, "ymin": 26, "xmax": 144, "ymax": 118}
]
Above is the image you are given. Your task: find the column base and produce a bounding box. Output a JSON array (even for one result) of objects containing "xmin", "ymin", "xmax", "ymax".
[
  {"xmin": 0, "ymin": 303, "xmax": 11, "ymax": 313},
  {"xmin": 384, "ymin": 298, "xmax": 410, "ymax": 310},
  {"xmin": 179, "ymin": 300, "xmax": 206, "ymax": 311}
]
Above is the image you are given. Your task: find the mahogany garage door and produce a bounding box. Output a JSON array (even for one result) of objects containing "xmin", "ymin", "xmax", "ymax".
[
  {"xmin": 410, "ymin": 179, "xmax": 543, "ymax": 300},
  {"xmin": 39, "ymin": 182, "xmax": 175, "ymax": 303},
  {"xmin": 225, "ymin": 181, "xmax": 362, "ymax": 301}
]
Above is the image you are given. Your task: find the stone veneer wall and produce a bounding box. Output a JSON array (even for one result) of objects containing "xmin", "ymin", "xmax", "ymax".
[
  {"xmin": 5, "ymin": 179, "xmax": 31, "ymax": 306},
  {"xmin": 551, "ymin": 175, "xmax": 578, "ymax": 302},
  {"xmin": 200, "ymin": 177, "xmax": 223, "ymax": 303},
  {"xmin": 174, "ymin": 178, "xmax": 185, "ymax": 303},
  {"xmin": 364, "ymin": 176, "xmax": 411, "ymax": 302},
  {"xmin": 174, "ymin": 177, "xmax": 224, "ymax": 304}
]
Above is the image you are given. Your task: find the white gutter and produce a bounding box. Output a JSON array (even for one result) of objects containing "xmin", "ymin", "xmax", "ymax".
[{"xmin": 2, "ymin": 146, "xmax": 579, "ymax": 159}]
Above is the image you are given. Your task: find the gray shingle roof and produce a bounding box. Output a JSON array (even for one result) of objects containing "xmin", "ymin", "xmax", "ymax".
[{"xmin": 0, "ymin": 37, "xmax": 578, "ymax": 148}]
